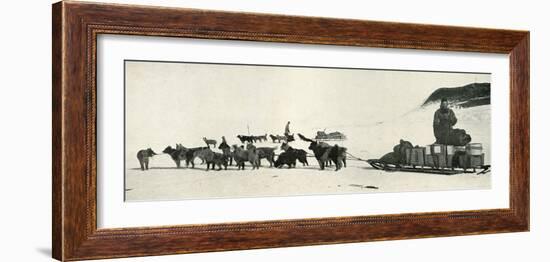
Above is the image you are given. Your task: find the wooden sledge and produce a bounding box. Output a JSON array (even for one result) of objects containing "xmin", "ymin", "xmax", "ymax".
[{"xmin": 366, "ymin": 159, "xmax": 491, "ymax": 175}]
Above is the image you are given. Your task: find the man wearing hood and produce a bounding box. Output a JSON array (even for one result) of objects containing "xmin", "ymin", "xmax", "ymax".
[{"xmin": 433, "ymin": 98, "xmax": 457, "ymax": 144}]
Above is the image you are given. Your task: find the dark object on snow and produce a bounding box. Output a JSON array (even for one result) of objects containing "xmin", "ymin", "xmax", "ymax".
[
  {"xmin": 231, "ymin": 145, "xmax": 249, "ymax": 170},
  {"xmin": 237, "ymin": 135, "xmax": 255, "ymax": 144},
  {"xmin": 269, "ymin": 134, "xmax": 283, "ymax": 143},
  {"xmin": 377, "ymin": 139, "xmax": 413, "ymax": 166},
  {"xmin": 379, "ymin": 152, "xmax": 399, "ymax": 165},
  {"xmin": 280, "ymin": 142, "xmax": 309, "ymax": 166},
  {"xmin": 183, "ymin": 146, "xmax": 209, "ymax": 168},
  {"xmin": 137, "ymin": 148, "xmax": 157, "ymax": 171},
  {"xmin": 274, "ymin": 150, "xmax": 298, "ymax": 168},
  {"xmin": 315, "ymin": 130, "xmax": 346, "ymax": 141},
  {"xmin": 218, "ymin": 138, "xmax": 233, "ymax": 166},
  {"xmin": 246, "ymin": 144, "xmax": 276, "ymax": 167},
  {"xmin": 393, "ymin": 139, "xmax": 413, "ymax": 165},
  {"xmin": 204, "ymin": 150, "xmax": 228, "ymax": 171},
  {"xmin": 256, "ymin": 134, "xmax": 268, "ymax": 142},
  {"xmin": 163, "ymin": 144, "xmax": 208, "ymax": 168},
  {"xmin": 270, "ymin": 134, "xmax": 294, "ymax": 143},
  {"xmin": 298, "ymin": 133, "xmax": 347, "ymax": 171},
  {"xmin": 162, "ymin": 145, "xmax": 185, "ymax": 168},
  {"xmin": 202, "ymin": 137, "xmax": 217, "ymax": 148},
  {"xmin": 285, "ymin": 133, "xmax": 295, "ymax": 142},
  {"xmin": 349, "ymin": 184, "xmax": 379, "ymax": 189},
  {"xmin": 447, "ymin": 128, "xmax": 472, "ymax": 146}
]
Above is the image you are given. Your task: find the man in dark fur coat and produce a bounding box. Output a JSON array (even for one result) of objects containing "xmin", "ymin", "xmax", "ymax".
[
  {"xmin": 218, "ymin": 136, "xmax": 232, "ymax": 166},
  {"xmin": 433, "ymin": 98, "xmax": 457, "ymax": 144}
]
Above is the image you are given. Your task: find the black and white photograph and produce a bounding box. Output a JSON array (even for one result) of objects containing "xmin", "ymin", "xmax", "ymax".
[
  {"xmin": 124, "ymin": 60, "xmax": 492, "ymax": 201},
  {"xmin": 2, "ymin": 0, "xmax": 544, "ymax": 261}
]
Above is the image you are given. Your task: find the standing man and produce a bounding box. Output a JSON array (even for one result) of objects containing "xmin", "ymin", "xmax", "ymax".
[
  {"xmin": 284, "ymin": 121, "xmax": 291, "ymax": 136},
  {"xmin": 218, "ymin": 136, "xmax": 232, "ymax": 166},
  {"xmin": 433, "ymin": 98, "xmax": 457, "ymax": 144}
]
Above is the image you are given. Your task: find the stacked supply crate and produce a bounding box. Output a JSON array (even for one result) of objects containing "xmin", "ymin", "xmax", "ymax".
[
  {"xmin": 446, "ymin": 145, "xmax": 455, "ymax": 168},
  {"xmin": 406, "ymin": 146, "xmax": 426, "ymax": 167},
  {"xmin": 426, "ymin": 144, "xmax": 447, "ymax": 168},
  {"xmin": 454, "ymin": 146, "xmax": 467, "ymax": 168},
  {"xmin": 466, "ymin": 143, "xmax": 484, "ymax": 168}
]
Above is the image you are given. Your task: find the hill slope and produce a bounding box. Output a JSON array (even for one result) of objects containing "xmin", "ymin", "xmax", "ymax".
[{"xmin": 422, "ymin": 82, "xmax": 491, "ymax": 108}]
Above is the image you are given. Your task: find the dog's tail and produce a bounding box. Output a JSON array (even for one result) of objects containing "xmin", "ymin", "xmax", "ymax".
[{"xmin": 298, "ymin": 133, "xmax": 314, "ymax": 143}]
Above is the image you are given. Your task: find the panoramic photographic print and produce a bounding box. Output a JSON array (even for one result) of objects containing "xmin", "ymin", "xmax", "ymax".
[{"xmin": 124, "ymin": 60, "xmax": 491, "ymax": 201}]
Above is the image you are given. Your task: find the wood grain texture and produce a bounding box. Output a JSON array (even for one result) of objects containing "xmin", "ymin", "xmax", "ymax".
[
  {"xmin": 52, "ymin": 1, "xmax": 530, "ymax": 261},
  {"xmin": 52, "ymin": 2, "xmax": 63, "ymax": 260},
  {"xmin": 509, "ymin": 34, "xmax": 530, "ymax": 226}
]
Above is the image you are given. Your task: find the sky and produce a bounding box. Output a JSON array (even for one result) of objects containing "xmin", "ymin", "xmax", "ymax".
[{"xmin": 124, "ymin": 60, "xmax": 490, "ymax": 156}]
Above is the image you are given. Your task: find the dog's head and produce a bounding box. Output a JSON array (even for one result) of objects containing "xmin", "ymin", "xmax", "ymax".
[
  {"xmin": 146, "ymin": 148, "xmax": 157, "ymax": 156},
  {"xmin": 246, "ymin": 143, "xmax": 256, "ymax": 151},
  {"xmin": 162, "ymin": 146, "xmax": 174, "ymax": 154},
  {"xmin": 307, "ymin": 142, "xmax": 319, "ymax": 150},
  {"xmin": 297, "ymin": 133, "xmax": 318, "ymax": 150}
]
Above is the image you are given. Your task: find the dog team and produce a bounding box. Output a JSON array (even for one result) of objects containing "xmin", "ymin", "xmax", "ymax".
[{"xmin": 137, "ymin": 133, "xmax": 346, "ymax": 172}]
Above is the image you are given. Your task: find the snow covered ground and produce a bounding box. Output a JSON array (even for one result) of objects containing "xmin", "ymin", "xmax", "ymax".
[{"xmin": 125, "ymin": 104, "xmax": 491, "ymax": 201}]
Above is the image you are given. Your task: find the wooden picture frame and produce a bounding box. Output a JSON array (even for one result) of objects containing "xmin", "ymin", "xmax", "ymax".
[{"xmin": 52, "ymin": 1, "xmax": 529, "ymax": 261}]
